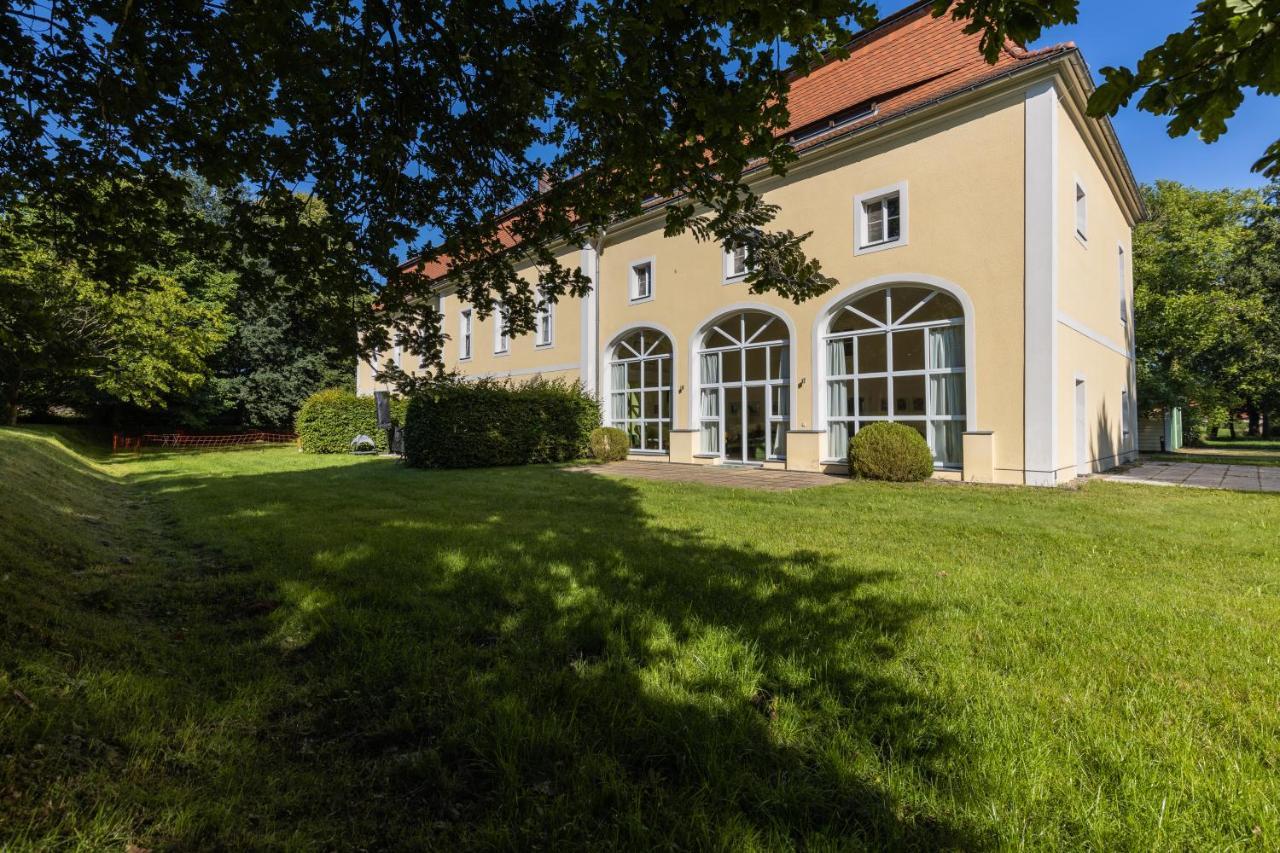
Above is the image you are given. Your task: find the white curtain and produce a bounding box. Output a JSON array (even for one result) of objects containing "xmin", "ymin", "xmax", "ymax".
[
  {"xmin": 929, "ymin": 326, "xmax": 964, "ymax": 369},
  {"xmin": 829, "ymin": 421, "xmax": 849, "ymax": 459},
  {"xmin": 827, "ymin": 339, "xmax": 850, "ymax": 377},
  {"xmin": 930, "ymin": 421, "xmax": 962, "ymax": 466},
  {"xmin": 610, "ymin": 393, "xmax": 626, "ymax": 423},
  {"xmin": 930, "ymin": 374, "xmax": 966, "ymax": 417},
  {"xmin": 700, "ymin": 352, "xmax": 720, "ymax": 384},
  {"xmin": 828, "ymin": 380, "xmax": 850, "ymax": 419},
  {"xmin": 612, "ymin": 362, "xmax": 627, "ymax": 390},
  {"xmin": 701, "ymin": 421, "xmax": 720, "ymax": 453},
  {"xmin": 701, "ymin": 389, "xmax": 719, "ymax": 418}
]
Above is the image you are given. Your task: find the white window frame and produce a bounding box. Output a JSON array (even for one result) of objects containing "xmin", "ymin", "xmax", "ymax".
[
  {"xmin": 609, "ymin": 329, "xmax": 674, "ymax": 453},
  {"xmin": 1122, "ymin": 389, "xmax": 1131, "ymax": 446},
  {"xmin": 723, "ymin": 244, "xmax": 749, "ymax": 282},
  {"xmin": 629, "ymin": 258, "xmax": 655, "ymax": 302},
  {"xmin": 534, "ymin": 292, "xmax": 554, "ymax": 348},
  {"xmin": 854, "ymin": 181, "xmax": 909, "ymax": 255},
  {"xmin": 459, "ymin": 308, "xmax": 473, "ymax": 360},
  {"xmin": 494, "ymin": 304, "xmax": 509, "ymax": 355},
  {"xmin": 1075, "ymin": 177, "xmax": 1088, "ymax": 244},
  {"xmin": 698, "ymin": 312, "xmax": 791, "ymax": 462}
]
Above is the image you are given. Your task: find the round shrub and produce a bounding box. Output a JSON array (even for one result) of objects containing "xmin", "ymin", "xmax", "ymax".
[
  {"xmin": 848, "ymin": 422, "xmax": 934, "ymax": 482},
  {"xmin": 589, "ymin": 427, "xmax": 630, "ymax": 462},
  {"xmin": 296, "ymin": 388, "xmax": 405, "ymax": 454}
]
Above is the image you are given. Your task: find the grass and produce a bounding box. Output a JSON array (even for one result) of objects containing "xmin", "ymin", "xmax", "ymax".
[
  {"xmin": 1144, "ymin": 433, "xmax": 1280, "ymax": 467},
  {"xmin": 2, "ymin": 426, "xmax": 1278, "ymax": 850}
]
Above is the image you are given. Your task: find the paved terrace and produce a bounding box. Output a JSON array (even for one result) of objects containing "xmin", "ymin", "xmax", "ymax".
[
  {"xmin": 1101, "ymin": 461, "xmax": 1280, "ymax": 493},
  {"xmin": 567, "ymin": 461, "xmax": 848, "ymax": 492}
]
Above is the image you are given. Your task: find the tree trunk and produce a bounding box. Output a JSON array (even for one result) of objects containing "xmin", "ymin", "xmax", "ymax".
[
  {"xmin": 3, "ymin": 382, "xmax": 19, "ymax": 427},
  {"xmin": 1246, "ymin": 399, "xmax": 1261, "ymax": 437}
]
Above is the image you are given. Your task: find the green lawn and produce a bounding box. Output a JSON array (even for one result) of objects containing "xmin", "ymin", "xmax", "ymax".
[{"xmin": 2, "ymin": 426, "xmax": 1278, "ymax": 850}]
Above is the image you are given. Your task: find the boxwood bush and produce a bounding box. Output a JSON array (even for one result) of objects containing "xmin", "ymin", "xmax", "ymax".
[
  {"xmin": 849, "ymin": 422, "xmax": 935, "ymax": 482},
  {"xmin": 296, "ymin": 388, "xmax": 406, "ymax": 454},
  {"xmin": 589, "ymin": 426, "xmax": 630, "ymax": 462},
  {"xmin": 404, "ymin": 377, "xmax": 600, "ymax": 469}
]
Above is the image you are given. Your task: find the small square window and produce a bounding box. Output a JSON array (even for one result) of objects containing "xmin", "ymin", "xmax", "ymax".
[
  {"xmin": 459, "ymin": 309, "xmax": 473, "ymax": 360},
  {"xmin": 630, "ymin": 260, "xmax": 654, "ymax": 301},
  {"xmin": 854, "ymin": 182, "xmax": 908, "ymax": 255}
]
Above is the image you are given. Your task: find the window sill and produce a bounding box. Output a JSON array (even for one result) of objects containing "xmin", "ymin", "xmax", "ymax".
[
  {"xmin": 493, "ymin": 350, "xmax": 510, "ymax": 358},
  {"xmin": 693, "ymin": 453, "xmax": 721, "ymax": 459},
  {"xmin": 629, "ymin": 295, "xmax": 655, "ymax": 305},
  {"xmin": 1075, "ymin": 232, "xmax": 1088, "ymax": 248},
  {"xmin": 535, "ymin": 342, "xmax": 554, "ymax": 350},
  {"xmin": 722, "ymin": 274, "xmax": 747, "ymax": 285},
  {"xmin": 854, "ymin": 238, "xmax": 906, "ymax": 257}
]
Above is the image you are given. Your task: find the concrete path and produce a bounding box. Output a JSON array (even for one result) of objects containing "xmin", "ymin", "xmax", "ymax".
[
  {"xmin": 567, "ymin": 461, "xmax": 848, "ymax": 492},
  {"xmin": 1101, "ymin": 461, "xmax": 1280, "ymax": 493}
]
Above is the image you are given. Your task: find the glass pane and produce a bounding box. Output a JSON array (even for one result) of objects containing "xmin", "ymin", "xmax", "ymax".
[
  {"xmin": 650, "ymin": 335, "xmax": 672, "ymax": 356},
  {"xmin": 891, "ymin": 288, "xmax": 931, "ymax": 322},
  {"xmin": 831, "ymin": 308, "xmax": 876, "ymax": 334},
  {"xmin": 866, "ymin": 203, "xmax": 884, "ymax": 243},
  {"xmin": 929, "ymin": 325, "xmax": 965, "ymax": 369},
  {"xmin": 858, "ymin": 334, "xmax": 888, "ymax": 374},
  {"xmin": 610, "ymin": 393, "xmax": 626, "ymax": 422},
  {"xmin": 745, "ymin": 346, "xmax": 767, "ymax": 381},
  {"xmin": 770, "ymin": 346, "xmax": 789, "ymax": 380},
  {"xmin": 701, "ymin": 420, "xmax": 720, "ymax": 453},
  {"xmin": 722, "ymin": 349, "xmax": 743, "ymax": 383},
  {"xmin": 626, "ymin": 360, "xmax": 642, "ymax": 389},
  {"xmin": 662, "ymin": 389, "xmax": 672, "ymax": 420},
  {"xmin": 626, "ymin": 392, "xmax": 642, "ymax": 419},
  {"xmin": 770, "ymin": 423, "xmax": 788, "ymax": 458},
  {"xmin": 828, "ymin": 421, "xmax": 849, "ymax": 460},
  {"xmin": 850, "ymin": 290, "xmax": 889, "ymax": 324},
  {"xmin": 660, "ymin": 422, "xmax": 671, "ymax": 452},
  {"xmin": 930, "ymin": 420, "xmax": 964, "ymax": 466},
  {"xmin": 827, "ymin": 338, "xmax": 854, "ymax": 376},
  {"xmin": 627, "ymin": 423, "xmax": 642, "ymax": 449},
  {"xmin": 930, "ymin": 373, "xmax": 966, "ymax": 417},
  {"xmin": 893, "ymin": 330, "xmax": 925, "ymax": 371},
  {"xmin": 705, "ymin": 328, "xmax": 735, "ymax": 349},
  {"xmin": 828, "ymin": 380, "xmax": 854, "ymax": 418},
  {"xmin": 701, "ymin": 388, "xmax": 719, "ymax": 418},
  {"xmin": 913, "ymin": 293, "xmax": 964, "ymax": 324},
  {"xmin": 724, "ymin": 387, "xmax": 744, "ymax": 460},
  {"xmin": 643, "ymin": 392, "xmax": 660, "ymax": 419},
  {"xmin": 700, "ymin": 353, "xmax": 720, "ymax": 384},
  {"xmin": 644, "ymin": 426, "xmax": 660, "ymax": 450},
  {"xmin": 746, "ymin": 385, "xmax": 767, "ymax": 462},
  {"xmin": 894, "ymin": 375, "xmax": 927, "ymax": 416},
  {"xmin": 771, "ymin": 386, "xmax": 790, "ymax": 418},
  {"xmin": 860, "ymin": 377, "xmax": 889, "ymax": 417},
  {"xmin": 743, "ymin": 312, "xmax": 774, "ymax": 342}
]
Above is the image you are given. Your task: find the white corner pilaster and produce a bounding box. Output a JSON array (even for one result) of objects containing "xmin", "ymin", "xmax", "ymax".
[
  {"xmin": 1024, "ymin": 80, "xmax": 1060, "ymax": 486},
  {"xmin": 579, "ymin": 241, "xmax": 601, "ymax": 400}
]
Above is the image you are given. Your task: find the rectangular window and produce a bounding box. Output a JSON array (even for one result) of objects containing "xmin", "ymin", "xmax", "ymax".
[
  {"xmin": 459, "ymin": 309, "xmax": 472, "ymax": 359},
  {"xmin": 630, "ymin": 261, "xmax": 654, "ymax": 301},
  {"xmin": 494, "ymin": 305, "xmax": 509, "ymax": 354},
  {"xmin": 854, "ymin": 182, "xmax": 908, "ymax": 254},
  {"xmin": 1122, "ymin": 390, "xmax": 1131, "ymax": 445},
  {"xmin": 1118, "ymin": 246, "xmax": 1128, "ymax": 325},
  {"xmin": 724, "ymin": 245, "xmax": 748, "ymax": 280},
  {"xmin": 535, "ymin": 295, "xmax": 553, "ymax": 347},
  {"xmin": 864, "ymin": 195, "xmax": 900, "ymax": 246},
  {"xmin": 1075, "ymin": 182, "xmax": 1088, "ymax": 241}
]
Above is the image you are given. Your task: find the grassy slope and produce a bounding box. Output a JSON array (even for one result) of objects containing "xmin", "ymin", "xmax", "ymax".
[{"xmin": 2, "ymin": 427, "xmax": 1278, "ymax": 850}]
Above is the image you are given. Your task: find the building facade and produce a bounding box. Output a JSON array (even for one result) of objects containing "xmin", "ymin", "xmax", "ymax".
[{"xmin": 357, "ymin": 1, "xmax": 1143, "ymax": 486}]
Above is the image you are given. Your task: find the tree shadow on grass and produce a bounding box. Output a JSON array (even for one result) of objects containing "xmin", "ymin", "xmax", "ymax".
[{"xmin": 111, "ymin": 460, "xmax": 980, "ymax": 848}]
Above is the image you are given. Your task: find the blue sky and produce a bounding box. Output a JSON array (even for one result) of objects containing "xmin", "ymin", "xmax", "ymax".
[{"xmin": 1028, "ymin": 0, "xmax": 1278, "ymax": 190}]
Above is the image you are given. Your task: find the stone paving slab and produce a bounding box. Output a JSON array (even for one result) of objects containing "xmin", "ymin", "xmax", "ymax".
[
  {"xmin": 566, "ymin": 461, "xmax": 849, "ymax": 492},
  {"xmin": 1101, "ymin": 461, "xmax": 1280, "ymax": 493}
]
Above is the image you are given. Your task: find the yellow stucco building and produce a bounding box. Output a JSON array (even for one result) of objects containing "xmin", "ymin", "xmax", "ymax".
[{"xmin": 357, "ymin": 1, "xmax": 1143, "ymax": 486}]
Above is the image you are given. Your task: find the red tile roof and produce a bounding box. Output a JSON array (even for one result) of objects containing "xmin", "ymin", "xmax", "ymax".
[{"xmin": 407, "ymin": 2, "xmax": 1074, "ymax": 278}]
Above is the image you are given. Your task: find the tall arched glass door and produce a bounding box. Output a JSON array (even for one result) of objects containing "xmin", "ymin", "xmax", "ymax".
[
  {"xmin": 699, "ymin": 311, "xmax": 790, "ymax": 462},
  {"xmin": 825, "ymin": 286, "xmax": 966, "ymax": 466},
  {"xmin": 609, "ymin": 329, "xmax": 673, "ymax": 452}
]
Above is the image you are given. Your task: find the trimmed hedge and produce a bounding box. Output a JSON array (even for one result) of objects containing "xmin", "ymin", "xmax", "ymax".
[
  {"xmin": 589, "ymin": 427, "xmax": 630, "ymax": 462},
  {"xmin": 849, "ymin": 422, "xmax": 934, "ymax": 482},
  {"xmin": 404, "ymin": 377, "xmax": 600, "ymax": 469},
  {"xmin": 296, "ymin": 388, "xmax": 406, "ymax": 454}
]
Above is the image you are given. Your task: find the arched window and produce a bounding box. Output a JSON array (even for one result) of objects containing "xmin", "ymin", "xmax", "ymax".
[
  {"xmin": 609, "ymin": 329, "xmax": 673, "ymax": 452},
  {"xmin": 825, "ymin": 287, "xmax": 966, "ymax": 467},
  {"xmin": 698, "ymin": 311, "xmax": 790, "ymax": 462}
]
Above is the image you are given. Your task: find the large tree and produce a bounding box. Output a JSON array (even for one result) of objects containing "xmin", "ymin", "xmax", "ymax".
[
  {"xmin": 1132, "ymin": 180, "xmax": 1279, "ymax": 441},
  {"xmin": 2, "ymin": 0, "xmax": 1276, "ymax": 372}
]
